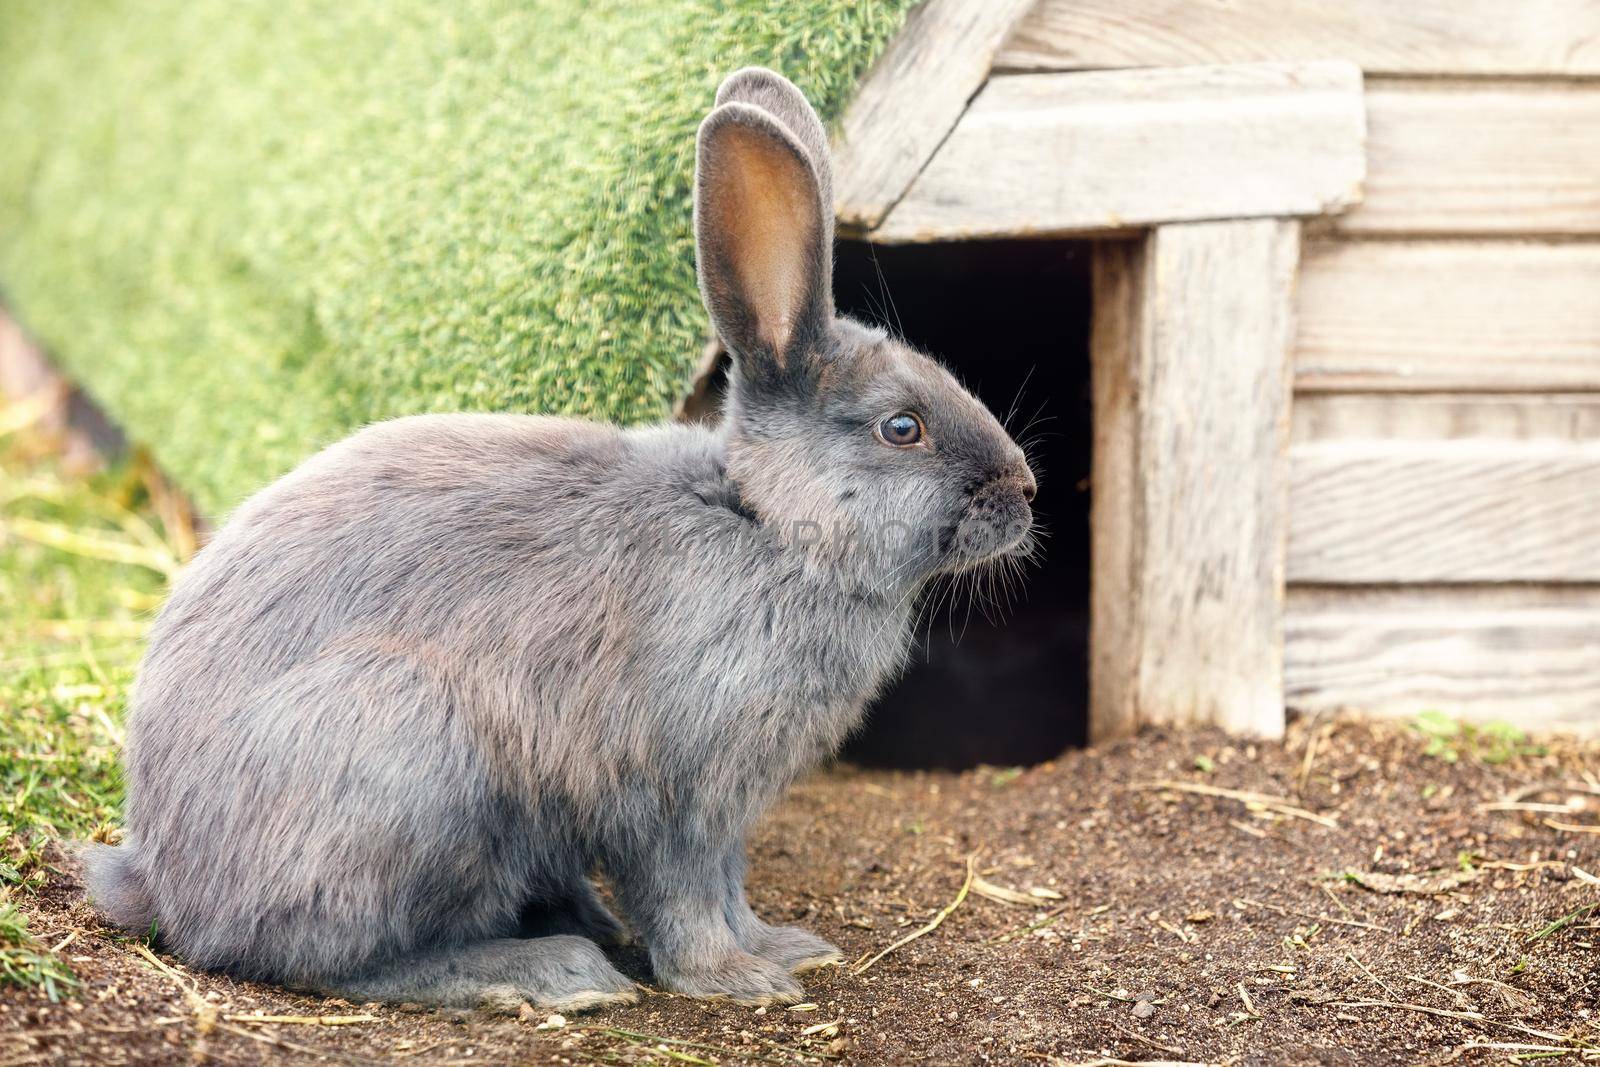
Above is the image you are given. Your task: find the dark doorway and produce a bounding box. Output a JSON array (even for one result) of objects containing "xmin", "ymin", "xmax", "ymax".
[{"xmin": 833, "ymin": 239, "xmax": 1094, "ymax": 770}]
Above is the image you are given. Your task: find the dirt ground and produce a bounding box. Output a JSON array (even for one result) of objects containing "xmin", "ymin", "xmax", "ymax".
[{"xmin": 3, "ymin": 716, "xmax": 1598, "ymax": 1066}]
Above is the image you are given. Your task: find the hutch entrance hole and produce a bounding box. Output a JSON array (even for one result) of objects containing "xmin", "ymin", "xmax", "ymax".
[{"xmin": 835, "ymin": 238, "xmax": 1093, "ymax": 770}]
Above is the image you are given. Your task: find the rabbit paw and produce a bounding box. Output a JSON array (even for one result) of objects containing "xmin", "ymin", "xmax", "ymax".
[
  {"xmin": 658, "ymin": 950, "xmax": 804, "ymax": 1006},
  {"xmin": 745, "ymin": 924, "xmax": 842, "ymax": 974}
]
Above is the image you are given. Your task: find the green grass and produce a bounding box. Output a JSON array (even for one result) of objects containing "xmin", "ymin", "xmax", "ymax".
[
  {"xmin": 0, "ymin": 902, "xmax": 77, "ymax": 1002},
  {"xmin": 0, "ymin": 0, "xmax": 916, "ymax": 517},
  {"xmin": 0, "ymin": 417, "xmax": 183, "ymax": 994}
]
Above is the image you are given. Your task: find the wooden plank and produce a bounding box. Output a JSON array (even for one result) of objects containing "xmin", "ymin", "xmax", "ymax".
[
  {"xmin": 1336, "ymin": 82, "xmax": 1600, "ymax": 236},
  {"xmin": 1292, "ymin": 394, "xmax": 1600, "ymax": 443},
  {"xmin": 1088, "ymin": 240, "xmax": 1144, "ymax": 742},
  {"xmin": 1285, "ymin": 586, "xmax": 1600, "ymax": 734},
  {"xmin": 831, "ymin": 0, "xmax": 1036, "ymax": 231},
  {"xmin": 1296, "ymin": 240, "xmax": 1600, "ymax": 392},
  {"xmin": 873, "ymin": 63, "xmax": 1364, "ymax": 242},
  {"xmin": 1288, "ymin": 440, "xmax": 1600, "ymax": 582},
  {"xmin": 1091, "ymin": 220, "xmax": 1299, "ymax": 740},
  {"xmin": 995, "ymin": 0, "xmax": 1600, "ymax": 76}
]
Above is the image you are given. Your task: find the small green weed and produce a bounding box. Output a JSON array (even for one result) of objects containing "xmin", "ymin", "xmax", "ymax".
[{"xmin": 1410, "ymin": 710, "xmax": 1546, "ymax": 765}]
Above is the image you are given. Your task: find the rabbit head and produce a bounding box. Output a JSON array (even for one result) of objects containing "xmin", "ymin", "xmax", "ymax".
[{"xmin": 695, "ymin": 68, "xmax": 1037, "ymax": 596}]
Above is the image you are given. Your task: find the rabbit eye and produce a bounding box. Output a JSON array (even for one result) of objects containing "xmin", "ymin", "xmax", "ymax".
[{"xmin": 876, "ymin": 412, "xmax": 924, "ymax": 448}]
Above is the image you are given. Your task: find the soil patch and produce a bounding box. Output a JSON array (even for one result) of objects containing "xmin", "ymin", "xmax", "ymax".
[{"xmin": 4, "ymin": 718, "xmax": 1598, "ymax": 1065}]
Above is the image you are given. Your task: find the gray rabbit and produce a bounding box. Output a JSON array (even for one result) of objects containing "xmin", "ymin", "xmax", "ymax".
[{"xmin": 84, "ymin": 68, "xmax": 1036, "ymax": 1012}]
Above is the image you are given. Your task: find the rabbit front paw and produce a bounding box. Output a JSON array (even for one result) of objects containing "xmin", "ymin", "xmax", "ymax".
[
  {"xmin": 744, "ymin": 924, "xmax": 842, "ymax": 974},
  {"xmin": 657, "ymin": 950, "xmax": 804, "ymax": 1006}
]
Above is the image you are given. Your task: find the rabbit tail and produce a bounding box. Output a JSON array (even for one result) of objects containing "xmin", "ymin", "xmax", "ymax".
[{"xmin": 82, "ymin": 841, "xmax": 157, "ymax": 934}]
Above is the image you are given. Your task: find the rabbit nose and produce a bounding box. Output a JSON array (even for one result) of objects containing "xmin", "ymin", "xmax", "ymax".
[{"xmin": 1019, "ymin": 468, "xmax": 1037, "ymax": 502}]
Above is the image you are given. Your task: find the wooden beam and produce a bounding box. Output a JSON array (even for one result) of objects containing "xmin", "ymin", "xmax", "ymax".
[
  {"xmin": 831, "ymin": 0, "xmax": 1036, "ymax": 232},
  {"xmin": 1286, "ymin": 586, "xmax": 1600, "ymax": 734},
  {"xmin": 1336, "ymin": 81, "xmax": 1600, "ymax": 236},
  {"xmin": 1288, "ymin": 440, "xmax": 1600, "ymax": 583},
  {"xmin": 1091, "ymin": 220, "xmax": 1299, "ymax": 740},
  {"xmin": 995, "ymin": 0, "xmax": 1600, "ymax": 77},
  {"xmin": 872, "ymin": 63, "xmax": 1364, "ymax": 242},
  {"xmin": 1296, "ymin": 240, "xmax": 1600, "ymax": 392}
]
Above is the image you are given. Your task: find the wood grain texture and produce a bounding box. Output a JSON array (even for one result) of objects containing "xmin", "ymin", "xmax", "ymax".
[
  {"xmin": 1089, "ymin": 240, "xmax": 1144, "ymax": 743},
  {"xmin": 1335, "ymin": 82, "xmax": 1600, "ymax": 236},
  {"xmin": 995, "ymin": 0, "xmax": 1600, "ymax": 76},
  {"xmin": 1288, "ymin": 440, "xmax": 1600, "ymax": 582},
  {"xmin": 1292, "ymin": 394, "xmax": 1600, "ymax": 442},
  {"xmin": 1285, "ymin": 586, "xmax": 1600, "ymax": 733},
  {"xmin": 1296, "ymin": 240, "xmax": 1600, "ymax": 392},
  {"xmin": 831, "ymin": 0, "xmax": 1036, "ymax": 231},
  {"xmin": 872, "ymin": 63, "xmax": 1365, "ymax": 242},
  {"xmin": 1091, "ymin": 220, "xmax": 1299, "ymax": 740}
]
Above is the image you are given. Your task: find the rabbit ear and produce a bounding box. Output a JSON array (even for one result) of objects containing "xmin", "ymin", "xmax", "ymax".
[
  {"xmin": 695, "ymin": 101, "xmax": 832, "ymax": 374},
  {"xmin": 714, "ymin": 68, "xmax": 834, "ymax": 252}
]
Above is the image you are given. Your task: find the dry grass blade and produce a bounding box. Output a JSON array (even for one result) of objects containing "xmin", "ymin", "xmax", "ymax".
[
  {"xmin": 1108, "ymin": 1020, "xmax": 1185, "ymax": 1056},
  {"xmin": 972, "ymin": 875, "xmax": 1037, "ymax": 907},
  {"xmin": 1298, "ymin": 716, "xmax": 1333, "ymax": 794},
  {"xmin": 15, "ymin": 620, "xmax": 148, "ymax": 641},
  {"xmin": 3, "ymin": 516, "xmax": 180, "ymax": 577},
  {"xmin": 1236, "ymin": 897, "xmax": 1393, "ymax": 934},
  {"xmin": 1344, "ymin": 951, "xmax": 1397, "ymax": 998},
  {"xmin": 1505, "ymin": 783, "xmax": 1600, "ymax": 803},
  {"xmin": 1402, "ymin": 974, "xmax": 1471, "ymax": 1007},
  {"xmin": 1332, "ymin": 999, "xmax": 1583, "ymax": 1046},
  {"xmin": 1133, "ymin": 780, "xmax": 1338, "ymax": 828},
  {"xmin": 853, "ymin": 854, "xmax": 977, "ymax": 975},
  {"xmin": 577, "ymin": 1027, "xmax": 798, "ymax": 1066},
  {"xmin": 1544, "ymin": 819, "xmax": 1600, "ymax": 835},
  {"xmin": 132, "ymin": 941, "xmax": 223, "ymax": 1060},
  {"xmin": 131, "ymin": 944, "xmax": 207, "ymax": 1014},
  {"xmin": 1479, "ymin": 801, "xmax": 1583, "ymax": 815},
  {"xmin": 223, "ymin": 1013, "xmax": 379, "ymax": 1026}
]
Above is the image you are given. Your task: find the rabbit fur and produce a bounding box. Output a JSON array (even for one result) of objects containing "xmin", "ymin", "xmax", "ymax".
[{"xmin": 83, "ymin": 68, "xmax": 1037, "ymax": 1012}]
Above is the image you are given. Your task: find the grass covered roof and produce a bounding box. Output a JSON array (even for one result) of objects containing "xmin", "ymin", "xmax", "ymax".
[{"xmin": 0, "ymin": 1, "xmax": 915, "ymax": 514}]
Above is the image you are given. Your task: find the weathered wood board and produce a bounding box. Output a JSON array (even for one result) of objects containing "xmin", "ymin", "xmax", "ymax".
[
  {"xmin": 1286, "ymin": 586, "xmax": 1600, "ymax": 733},
  {"xmin": 1092, "ymin": 220, "xmax": 1299, "ymax": 740},
  {"xmin": 1293, "ymin": 394, "xmax": 1600, "ymax": 443},
  {"xmin": 831, "ymin": 0, "xmax": 1036, "ymax": 231},
  {"xmin": 1335, "ymin": 82, "xmax": 1600, "ymax": 236},
  {"xmin": 872, "ymin": 63, "xmax": 1364, "ymax": 242},
  {"xmin": 1288, "ymin": 440, "xmax": 1600, "ymax": 583},
  {"xmin": 996, "ymin": 0, "xmax": 1600, "ymax": 76},
  {"xmin": 1296, "ymin": 240, "xmax": 1600, "ymax": 392}
]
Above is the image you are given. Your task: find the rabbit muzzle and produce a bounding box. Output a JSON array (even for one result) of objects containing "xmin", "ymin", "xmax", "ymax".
[{"xmin": 947, "ymin": 468, "xmax": 1035, "ymax": 566}]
